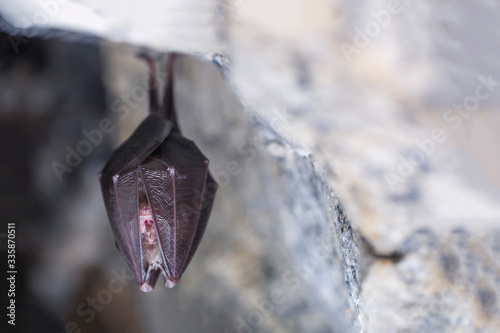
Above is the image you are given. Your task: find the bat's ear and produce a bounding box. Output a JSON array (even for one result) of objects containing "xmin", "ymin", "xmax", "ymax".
[{"xmin": 114, "ymin": 241, "xmax": 120, "ymax": 252}]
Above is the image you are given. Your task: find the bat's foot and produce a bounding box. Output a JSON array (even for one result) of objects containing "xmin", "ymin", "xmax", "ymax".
[{"xmin": 136, "ymin": 47, "xmax": 161, "ymax": 62}]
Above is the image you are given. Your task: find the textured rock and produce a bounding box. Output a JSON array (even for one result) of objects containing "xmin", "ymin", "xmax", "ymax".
[{"xmin": 2, "ymin": 1, "xmax": 500, "ymax": 332}]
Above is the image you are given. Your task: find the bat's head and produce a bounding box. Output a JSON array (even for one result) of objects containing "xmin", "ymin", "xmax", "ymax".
[
  {"xmin": 138, "ymin": 201, "xmax": 178, "ymax": 292},
  {"xmin": 139, "ymin": 202, "xmax": 157, "ymax": 245}
]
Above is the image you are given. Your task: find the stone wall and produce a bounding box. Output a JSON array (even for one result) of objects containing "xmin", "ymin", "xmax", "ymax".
[{"xmin": 1, "ymin": 1, "xmax": 499, "ymax": 332}]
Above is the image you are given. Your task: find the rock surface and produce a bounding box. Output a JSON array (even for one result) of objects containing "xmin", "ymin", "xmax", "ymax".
[{"xmin": 1, "ymin": 1, "xmax": 500, "ymax": 332}]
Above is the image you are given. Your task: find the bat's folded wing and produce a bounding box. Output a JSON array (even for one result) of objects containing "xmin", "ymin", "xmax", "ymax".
[
  {"xmin": 100, "ymin": 115, "xmax": 172, "ymax": 177},
  {"xmin": 141, "ymin": 132, "xmax": 217, "ymax": 286},
  {"xmin": 99, "ymin": 115, "xmax": 173, "ymax": 284}
]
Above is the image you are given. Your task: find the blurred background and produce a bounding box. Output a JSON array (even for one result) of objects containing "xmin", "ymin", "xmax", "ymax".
[{"xmin": 0, "ymin": 1, "xmax": 500, "ymax": 333}]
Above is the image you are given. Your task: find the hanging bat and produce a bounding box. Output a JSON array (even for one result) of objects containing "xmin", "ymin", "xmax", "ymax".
[{"xmin": 99, "ymin": 52, "xmax": 217, "ymax": 292}]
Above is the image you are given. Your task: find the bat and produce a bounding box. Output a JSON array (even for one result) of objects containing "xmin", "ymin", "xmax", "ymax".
[{"xmin": 99, "ymin": 52, "xmax": 217, "ymax": 292}]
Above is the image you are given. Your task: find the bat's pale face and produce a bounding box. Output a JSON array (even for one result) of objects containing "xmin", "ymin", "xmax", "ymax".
[
  {"xmin": 139, "ymin": 201, "xmax": 164, "ymax": 292},
  {"xmin": 139, "ymin": 203, "xmax": 157, "ymax": 244}
]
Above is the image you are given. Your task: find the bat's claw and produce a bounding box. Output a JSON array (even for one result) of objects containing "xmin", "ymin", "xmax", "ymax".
[{"xmin": 136, "ymin": 47, "xmax": 161, "ymax": 62}]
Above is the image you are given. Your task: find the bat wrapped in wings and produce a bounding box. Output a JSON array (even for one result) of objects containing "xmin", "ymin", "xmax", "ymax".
[{"xmin": 99, "ymin": 53, "xmax": 217, "ymax": 292}]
